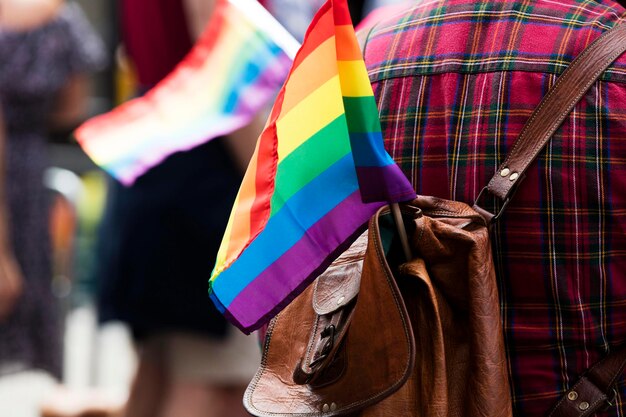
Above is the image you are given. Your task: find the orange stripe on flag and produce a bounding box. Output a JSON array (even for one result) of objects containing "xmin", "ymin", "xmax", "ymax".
[
  {"xmin": 290, "ymin": 3, "xmax": 333, "ymax": 71},
  {"xmin": 246, "ymin": 122, "xmax": 279, "ymax": 249},
  {"xmin": 224, "ymin": 154, "xmax": 257, "ymax": 263},
  {"xmin": 335, "ymin": 25, "xmax": 362, "ymax": 61},
  {"xmin": 225, "ymin": 108, "xmax": 278, "ymax": 264},
  {"xmin": 280, "ymin": 37, "xmax": 338, "ymax": 117}
]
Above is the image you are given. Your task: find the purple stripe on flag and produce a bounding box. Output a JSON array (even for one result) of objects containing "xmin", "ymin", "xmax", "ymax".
[
  {"xmin": 224, "ymin": 191, "xmax": 383, "ymax": 332},
  {"xmin": 356, "ymin": 166, "xmax": 416, "ymax": 203},
  {"xmin": 232, "ymin": 52, "xmax": 293, "ymax": 115}
]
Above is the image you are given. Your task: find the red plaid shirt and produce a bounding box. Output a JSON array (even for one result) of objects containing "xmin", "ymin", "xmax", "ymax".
[{"xmin": 364, "ymin": 0, "xmax": 626, "ymax": 415}]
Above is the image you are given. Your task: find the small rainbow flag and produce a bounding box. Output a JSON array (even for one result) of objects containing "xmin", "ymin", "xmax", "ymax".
[
  {"xmin": 75, "ymin": 0, "xmax": 299, "ymax": 185},
  {"xmin": 210, "ymin": 0, "xmax": 415, "ymax": 333}
]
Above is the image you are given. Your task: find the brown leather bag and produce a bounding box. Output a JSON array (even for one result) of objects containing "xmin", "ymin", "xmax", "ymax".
[
  {"xmin": 244, "ymin": 197, "xmax": 512, "ymax": 417},
  {"xmin": 244, "ymin": 20, "xmax": 626, "ymax": 417}
]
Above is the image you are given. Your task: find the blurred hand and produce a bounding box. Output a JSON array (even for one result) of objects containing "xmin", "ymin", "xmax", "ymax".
[
  {"xmin": 0, "ymin": 0, "xmax": 62, "ymax": 31},
  {"xmin": 0, "ymin": 251, "xmax": 23, "ymax": 322}
]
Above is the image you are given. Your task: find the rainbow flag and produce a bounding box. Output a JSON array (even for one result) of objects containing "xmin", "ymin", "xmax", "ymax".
[
  {"xmin": 210, "ymin": 0, "xmax": 416, "ymax": 333},
  {"xmin": 75, "ymin": 0, "xmax": 299, "ymax": 185}
]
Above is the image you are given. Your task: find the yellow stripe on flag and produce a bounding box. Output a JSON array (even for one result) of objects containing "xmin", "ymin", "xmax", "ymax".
[
  {"xmin": 280, "ymin": 37, "xmax": 338, "ymax": 115},
  {"xmin": 218, "ymin": 147, "xmax": 260, "ymax": 268},
  {"xmin": 337, "ymin": 60, "xmax": 373, "ymax": 97},
  {"xmin": 213, "ymin": 193, "xmax": 238, "ymax": 275},
  {"xmin": 276, "ymin": 75, "xmax": 344, "ymax": 161}
]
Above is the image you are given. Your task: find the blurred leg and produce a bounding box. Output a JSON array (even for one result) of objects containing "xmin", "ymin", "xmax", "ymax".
[
  {"xmin": 157, "ymin": 331, "xmax": 259, "ymax": 417},
  {"xmin": 121, "ymin": 339, "xmax": 167, "ymax": 417},
  {"xmin": 159, "ymin": 381, "xmax": 249, "ymax": 417}
]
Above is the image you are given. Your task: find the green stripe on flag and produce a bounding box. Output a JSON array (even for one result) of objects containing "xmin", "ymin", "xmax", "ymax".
[
  {"xmin": 270, "ymin": 115, "xmax": 351, "ymax": 216},
  {"xmin": 342, "ymin": 96, "xmax": 382, "ymax": 133}
]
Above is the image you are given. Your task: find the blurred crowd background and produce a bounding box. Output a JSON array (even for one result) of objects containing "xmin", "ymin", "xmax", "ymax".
[
  {"xmin": 0, "ymin": 1, "xmax": 407, "ymax": 416},
  {"xmin": 0, "ymin": 2, "xmax": 138, "ymax": 415}
]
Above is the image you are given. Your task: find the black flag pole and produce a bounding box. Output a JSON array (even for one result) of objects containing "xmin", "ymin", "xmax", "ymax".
[{"xmin": 391, "ymin": 202, "xmax": 412, "ymax": 261}]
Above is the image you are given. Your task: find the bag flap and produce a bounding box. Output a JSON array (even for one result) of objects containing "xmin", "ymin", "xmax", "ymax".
[
  {"xmin": 312, "ymin": 235, "xmax": 366, "ymax": 315},
  {"xmin": 244, "ymin": 219, "xmax": 415, "ymax": 417}
]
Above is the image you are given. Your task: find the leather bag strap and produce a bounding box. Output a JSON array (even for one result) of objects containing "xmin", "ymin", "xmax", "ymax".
[
  {"xmin": 474, "ymin": 22, "xmax": 626, "ymax": 221},
  {"xmin": 493, "ymin": 22, "xmax": 626, "ymax": 416},
  {"xmin": 547, "ymin": 348, "xmax": 626, "ymax": 417}
]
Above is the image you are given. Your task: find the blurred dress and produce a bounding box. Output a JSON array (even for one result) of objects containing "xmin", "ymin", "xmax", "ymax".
[
  {"xmin": 96, "ymin": 0, "xmax": 241, "ymax": 341},
  {"xmin": 0, "ymin": 3, "xmax": 104, "ymax": 379}
]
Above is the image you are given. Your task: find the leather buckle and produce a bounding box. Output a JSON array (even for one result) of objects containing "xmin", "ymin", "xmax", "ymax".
[
  {"xmin": 602, "ymin": 388, "xmax": 618, "ymax": 411},
  {"xmin": 310, "ymin": 324, "xmax": 336, "ymax": 368},
  {"xmin": 473, "ymin": 186, "xmax": 512, "ymax": 224}
]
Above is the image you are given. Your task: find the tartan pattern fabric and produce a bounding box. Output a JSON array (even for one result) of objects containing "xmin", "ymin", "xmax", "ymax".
[{"xmin": 364, "ymin": 0, "xmax": 626, "ymax": 415}]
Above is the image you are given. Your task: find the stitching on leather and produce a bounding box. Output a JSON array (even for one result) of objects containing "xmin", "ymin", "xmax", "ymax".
[
  {"xmin": 547, "ymin": 378, "xmax": 587, "ymax": 417},
  {"xmin": 416, "ymin": 217, "xmax": 425, "ymax": 245},
  {"xmin": 246, "ymin": 213, "xmax": 415, "ymax": 417},
  {"xmin": 247, "ymin": 21, "xmax": 626, "ymax": 417},
  {"xmin": 312, "ymin": 279, "xmax": 322, "ymax": 313},
  {"xmin": 547, "ymin": 375, "xmax": 612, "ymax": 417},
  {"xmin": 518, "ymin": 49, "xmax": 623, "ymax": 170},
  {"xmin": 335, "ymin": 212, "xmax": 415, "ymax": 411},
  {"xmin": 245, "ymin": 316, "xmax": 279, "ymax": 415},
  {"xmin": 291, "ymin": 215, "xmax": 416, "ymax": 416},
  {"xmin": 425, "ymin": 209, "xmax": 479, "ymax": 219},
  {"xmin": 303, "ymin": 314, "xmax": 321, "ymax": 370},
  {"xmin": 493, "ymin": 26, "xmax": 625, "ymax": 186},
  {"xmin": 499, "ymin": 24, "xmax": 618, "ymax": 168},
  {"xmin": 487, "ymin": 24, "xmax": 626, "ymax": 197},
  {"xmin": 584, "ymin": 397, "xmax": 608, "ymax": 417},
  {"xmin": 605, "ymin": 353, "xmax": 626, "ymax": 389},
  {"xmin": 312, "ymin": 263, "xmax": 361, "ymax": 314}
]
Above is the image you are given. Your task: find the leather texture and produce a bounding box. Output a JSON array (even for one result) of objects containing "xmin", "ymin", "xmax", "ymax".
[
  {"xmin": 244, "ymin": 231, "xmax": 415, "ymax": 416},
  {"xmin": 244, "ymin": 196, "xmax": 513, "ymax": 417},
  {"xmin": 548, "ymin": 348, "xmax": 626, "ymax": 417},
  {"xmin": 483, "ymin": 23, "xmax": 626, "ymax": 202},
  {"xmin": 475, "ymin": 21, "xmax": 626, "ymax": 417},
  {"xmin": 364, "ymin": 197, "xmax": 513, "ymax": 417}
]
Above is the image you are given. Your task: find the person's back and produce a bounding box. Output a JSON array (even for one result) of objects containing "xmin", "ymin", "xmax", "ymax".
[{"xmin": 364, "ymin": 0, "xmax": 626, "ymax": 415}]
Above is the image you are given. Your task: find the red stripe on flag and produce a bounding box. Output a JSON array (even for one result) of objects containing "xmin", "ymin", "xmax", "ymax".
[
  {"xmin": 332, "ymin": 0, "xmax": 353, "ymax": 26},
  {"xmin": 77, "ymin": 1, "xmax": 230, "ymax": 147},
  {"xmin": 187, "ymin": 2, "xmax": 228, "ymax": 66},
  {"xmin": 248, "ymin": 125, "xmax": 277, "ymax": 238},
  {"xmin": 247, "ymin": 88, "xmax": 286, "ymax": 237},
  {"xmin": 291, "ymin": 2, "xmax": 334, "ymax": 71}
]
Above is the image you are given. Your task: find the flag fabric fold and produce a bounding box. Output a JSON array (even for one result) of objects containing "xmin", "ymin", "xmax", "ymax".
[
  {"xmin": 75, "ymin": 0, "xmax": 299, "ymax": 185},
  {"xmin": 210, "ymin": 0, "xmax": 415, "ymax": 333}
]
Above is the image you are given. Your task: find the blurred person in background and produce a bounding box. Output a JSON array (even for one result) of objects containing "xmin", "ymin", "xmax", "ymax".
[
  {"xmin": 264, "ymin": 0, "xmax": 406, "ymax": 41},
  {"xmin": 93, "ymin": 1, "xmax": 260, "ymax": 416},
  {"xmin": 0, "ymin": 0, "xmax": 104, "ymax": 385},
  {"xmin": 362, "ymin": 0, "xmax": 410, "ymax": 14}
]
